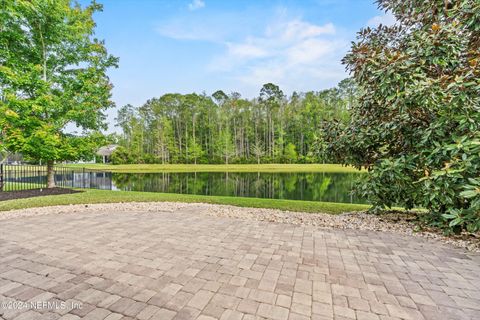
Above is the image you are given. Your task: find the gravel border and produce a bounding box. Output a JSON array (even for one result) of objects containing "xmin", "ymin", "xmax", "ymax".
[{"xmin": 1, "ymin": 202, "xmax": 478, "ymax": 252}]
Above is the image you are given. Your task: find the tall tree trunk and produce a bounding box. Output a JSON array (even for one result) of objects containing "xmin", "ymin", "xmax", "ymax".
[
  {"xmin": 185, "ymin": 122, "xmax": 188, "ymax": 162},
  {"xmin": 193, "ymin": 114, "xmax": 196, "ymax": 164},
  {"xmin": 47, "ymin": 160, "xmax": 55, "ymax": 188}
]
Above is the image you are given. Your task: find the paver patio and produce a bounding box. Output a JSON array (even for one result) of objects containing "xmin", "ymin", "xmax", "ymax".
[{"xmin": 0, "ymin": 207, "xmax": 479, "ymax": 320}]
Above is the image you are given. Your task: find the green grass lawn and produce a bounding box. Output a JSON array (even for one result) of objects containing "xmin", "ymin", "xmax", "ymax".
[
  {"xmin": 0, "ymin": 188, "xmax": 370, "ymax": 214},
  {"xmin": 62, "ymin": 163, "xmax": 363, "ymax": 173}
]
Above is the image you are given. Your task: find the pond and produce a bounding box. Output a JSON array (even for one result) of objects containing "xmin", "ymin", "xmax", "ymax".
[
  {"xmin": 12, "ymin": 170, "xmax": 364, "ymax": 203},
  {"xmin": 110, "ymin": 172, "xmax": 365, "ymax": 204}
]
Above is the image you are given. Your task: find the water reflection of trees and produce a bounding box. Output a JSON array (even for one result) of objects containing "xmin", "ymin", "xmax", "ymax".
[{"xmin": 111, "ymin": 172, "xmax": 364, "ymax": 203}]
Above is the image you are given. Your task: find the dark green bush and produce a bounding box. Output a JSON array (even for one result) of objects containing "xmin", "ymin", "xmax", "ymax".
[
  {"xmin": 110, "ymin": 146, "xmax": 132, "ymax": 164},
  {"xmin": 326, "ymin": 0, "xmax": 480, "ymax": 233}
]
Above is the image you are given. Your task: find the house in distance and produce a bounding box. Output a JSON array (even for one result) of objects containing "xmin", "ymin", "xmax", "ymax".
[{"xmin": 96, "ymin": 144, "xmax": 118, "ymax": 163}]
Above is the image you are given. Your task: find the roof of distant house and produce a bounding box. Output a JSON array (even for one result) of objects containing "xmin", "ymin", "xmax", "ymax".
[{"xmin": 96, "ymin": 144, "xmax": 119, "ymax": 156}]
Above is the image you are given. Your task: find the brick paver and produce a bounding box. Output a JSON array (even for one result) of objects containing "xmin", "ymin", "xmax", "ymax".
[{"xmin": 0, "ymin": 208, "xmax": 479, "ymax": 319}]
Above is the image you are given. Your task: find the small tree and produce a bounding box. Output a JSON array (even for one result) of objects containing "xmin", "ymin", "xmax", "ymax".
[
  {"xmin": 251, "ymin": 141, "xmax": 265, "ymax": 164},
  {"xmin": 110, "ymin": 146, "xmax": 131, "ymax": 165},
  {"xmin": 329, "ymin": 0, "xmax": 480, "ymax": 232},
  {"xmin": 284, "ymin": 143, "xmax": 297, "ymax": 163},
  {"xmin": 217, "ymin": 129, "xmax": 235, "ymax": 164},
  {"xmin": 187, "ymin": 138, "xmax": 204, "ymax": 164},
  {"xmin": 0, "ymin": 0, "xmax": 118, "ymax": 187}
]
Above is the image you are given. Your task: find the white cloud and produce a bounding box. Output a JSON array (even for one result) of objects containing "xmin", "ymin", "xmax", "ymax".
[
  {"xmin": 156, "ymin": 11, "xmax": 247, "ymax": 42},
  {"xmin": 278, "ymin": 21, "xmax": 335, "ymax": 41},
  {"xmin": 226, "ymin": 41, "xmax": 269, "ymax": 59},
  {"xmin": 156, "ymin": 8, "xmax": 349, "ymax": 95},
  {"xmin": 367, "ymin": 12, "xmax": 396, "ymax": 27},
  {"xmin": 208, "ymin": 17, "xmax": 348, "ymax": 92},
  {"xmin": 286, "ymin": 38, "xmax": 337, "ymax": 64},
  {"xmin": 188, "ymin": 0, "xmax": 205, "ymax": 11}
]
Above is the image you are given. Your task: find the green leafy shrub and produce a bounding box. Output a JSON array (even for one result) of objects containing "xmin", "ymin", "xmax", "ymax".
[
  {"xmin": 326, "ymin": 0, "xmax": 480, "ymax": 232},
  {"xmin": 110, "ymin": 146, "xmax": 132, "ymax": 165}
]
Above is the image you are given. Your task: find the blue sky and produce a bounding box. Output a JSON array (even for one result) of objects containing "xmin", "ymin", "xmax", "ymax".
[{"xmin": 83, "ymin": 0, "xmax": 394, "ymax": 131}]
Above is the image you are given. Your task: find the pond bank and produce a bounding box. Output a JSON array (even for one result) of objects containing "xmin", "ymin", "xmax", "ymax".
[{"xmin": 0, "ymin": 188, "xmax": 370, "ymax": 213}]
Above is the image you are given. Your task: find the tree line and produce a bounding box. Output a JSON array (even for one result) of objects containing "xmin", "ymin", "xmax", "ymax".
[{"xmin": 112, "ymin": 80, "xmax": 356, "ymax": 164}]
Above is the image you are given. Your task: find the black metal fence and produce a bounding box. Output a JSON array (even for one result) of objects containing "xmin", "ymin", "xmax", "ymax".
[{"xmin": 0, "ymin": 164, "xmax": 113, "ymax": 192}]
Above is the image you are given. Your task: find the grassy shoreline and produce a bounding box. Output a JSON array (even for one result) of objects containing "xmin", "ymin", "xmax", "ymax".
[
  {"xmin": 0, "ymin": 189, "xmax": 370, "ymax": 214},
  {"xmin": 61, "ymin": 163, "xmax": 363, "ymax": 173}
]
